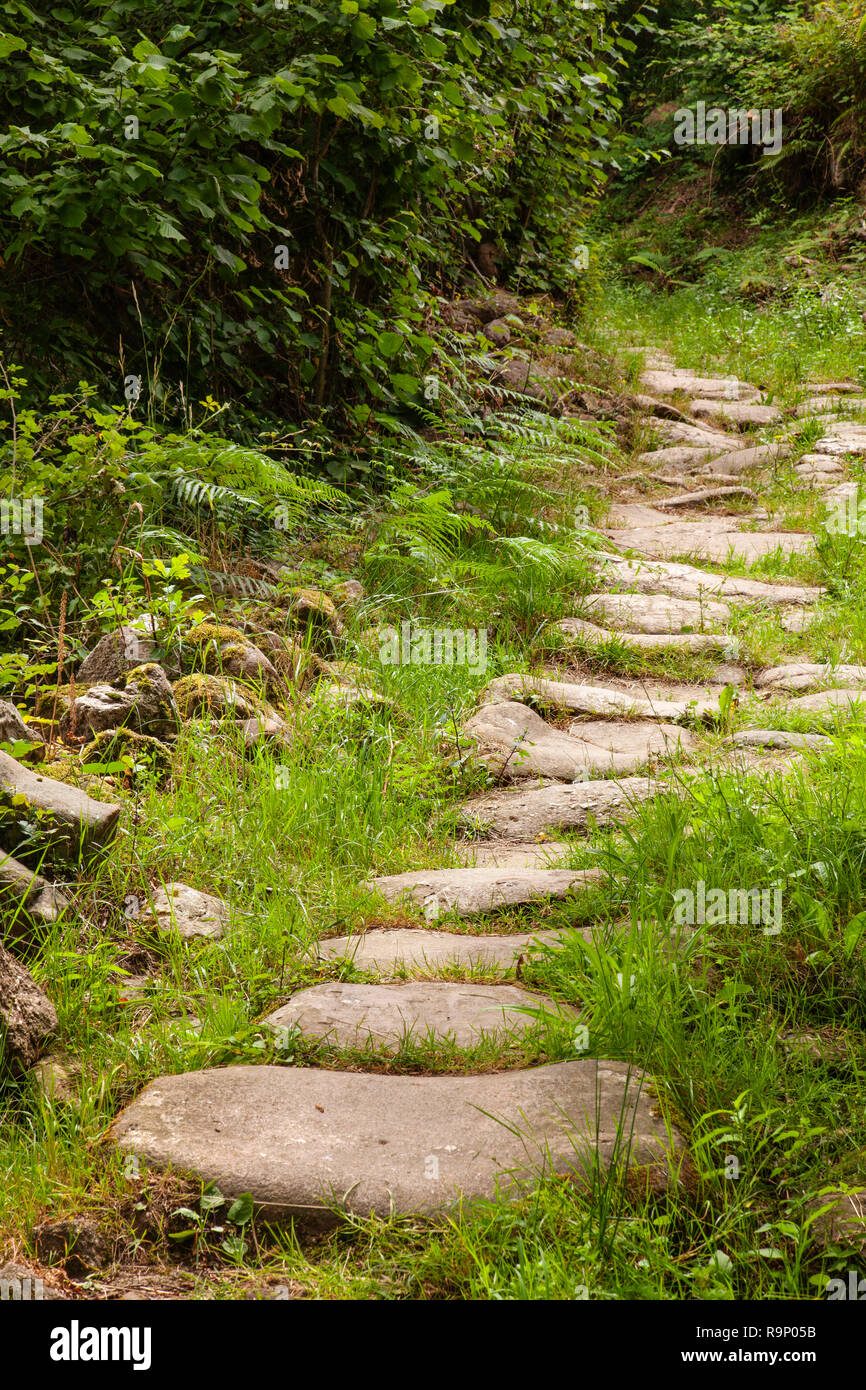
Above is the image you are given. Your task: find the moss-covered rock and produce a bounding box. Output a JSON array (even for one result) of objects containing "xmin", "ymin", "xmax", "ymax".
[
  {"xmin": 81, "ymin": 728, "xmax": 174, "ymax": 785},
  {"xmin": 173, "ymin": 673, "xmax": 263, "ymax": 721},
  {"xmin": 182, "ymin": 623, "xmax": 283, "ymax": 696}
]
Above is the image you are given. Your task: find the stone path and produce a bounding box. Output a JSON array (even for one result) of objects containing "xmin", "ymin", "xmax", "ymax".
[{"xmin": 102, "ymin": 351, "xmax": 864, "ymax": 1233}]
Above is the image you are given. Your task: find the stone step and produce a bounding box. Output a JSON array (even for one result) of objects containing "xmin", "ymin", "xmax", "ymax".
[
  {"xmin": 583, "ymin": 591, "xmax": 731, "ymax": 634},
  {"xmin": 460, "ymin": 777, "xmax": 659, "ymax": 840},
  {"xmin": 636, "ymin": 446, "xmax": 721, "ymax": 470},
  {"xmin": 757, "ymin": 664, "xmax": 866, "ymax": 693},
  {"xmin": 604, "ymin": 517, "xmax": 813, "ymax": 565},
  {"xmin": 464, "ymin": 701, "xmax": 692, "ymax": 780},
  {"xmin": 367, "ymin": 866, "xmax": 601, "ymax": 920},
  {"xmin": 689, "ymin": 400, "xmax": 781, "ymax": 427},
  {"xmin": 729, "ymin": 730, "xmax": 833, "ymax": 751},
  {"xmin": 264, "ymin": 981, "xmax": 573, "ymax": 1050},
  {"xmin": 785, "ymin": 689, "xmax": 866, "ymax": 715},
  {"xmin": 452, "ymin": 841, "xmax": 571, "ymax": 869},
  {"xmin": 640, "ymin": 370, "xmax": 762, "ymax": 403},
  {"xmin": 0, "ymin": 750, "xmax": 121, "ymax": 865},
  {"xmin": 653, "ymin": 420, "xmax": 739, "ymax": 450},
  {"xmin": 110, "ymin": 1061, "xmax": 685, "ymax": 1226},
  {"xmin": 485, "ymin": 674, "xmax": 721, "ymax": 722},
  {"xmin": 558, "ymin": 615, "xmax": 735, "ymax": 655},
  {"xmin": 599, "ymin": 555, "xmax": 820, "ymax": 606},
  {"xmin": 700, "ymin": 443, "xmax": 789, "ymax": 476},
  {"xmin": 796, "ymin": 396, "xmax": 866, "ymax": 416},
  {"xmin": 315, "ymin": 926, "xmax": 576, "ymax": 975}
]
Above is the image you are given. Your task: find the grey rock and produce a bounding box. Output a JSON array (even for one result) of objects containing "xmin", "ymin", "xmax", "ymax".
[
  {"xmin": 0, "ymin": 851, "xmax": 69, "ymax": 929},
  {"xmin": 140, "ymin": 882, "xmax": 228, "ymax": 941},
  {"xmin": 599, "ymin": 555, "xmax": 820, "ymax": 606},
  {"xmin": 367, "ymin": 866, "xmax": 601, "ymax": 920},
  {"xmin": 66, "ymin": 664, "xmax": 178, "ymax": 741},
  {"xmin": 0, "ymin": 700, "xmax": 43, "ymax": 749},
  {"xmin": 264, "ymin": 982, "xmax": 572, "ymax": 1050},
  {"xmin": 32, "ymin": 1217, "xmax": 109, "ymax": 1275},
  {"xmin": 453, "ymin": 291, "xmax": 520, "ymax": 324},
  {"xmin": 730, "ymin": 730, "xmax": 833, "ymax": 751},
  {"xmin": 0, "ymin": 749, "xmax": 121, "ymax": 864},
  {"xmin": 785, "ymin": 688, "xmax": 866, "ymax": 714},
  {"xmin": 463, "ymin": 701, "xmax": 690, "ymax": 780},
  {"xmin": 483, "ymin": 317, "xmax": 511, "ymax": 346},
  {"xmin": 808, "ymin": 1189, "xmax": 866, "ymax": 1253},
  {"xmin": 605, "ymin": 517, "xmax": 813, "ymax": 564},
  {"xmin": 77, "ymin": 626, "xmax": 155, "ymax": 685},
  {"xmin": 484, "ymin": 674, "xmax": 720, "ymax": 722},
  {"xmin": 110, "ymin": 1060, "xmax": 685, "ymax": 1225},
  {"xmin": 0, "ymin": 940, "xmax": 57, "ymax": 1072},
  {"xmin": 453, "ymin": 841, "xmax": 572, "ymax": 869},
  {"xmin": 583, "ymin": 591, "xmax": 730, "ymax": 634},
  {"xmin": 690, "ymin": 400, "xmax": 781, "ymax": 427},
  {"xmin": 756, "ymin": 663, "xmax": 866, "ymax": 693},
  {"xmin": 559, "ymin": 615, "xmax": 736, "ymax": 655},
  {"xmin": 460, "ymin": 777, "xmax": 659, "ymax": 840},
  {"xmin": 640, "ymin": 370, "xmax": 762, "ymax": 403},
  {"xmin": 315, "ymin": 926, "xmax": 574, "ymax": 974}
]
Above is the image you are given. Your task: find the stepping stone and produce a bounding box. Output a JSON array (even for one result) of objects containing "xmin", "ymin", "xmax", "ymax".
[
  {"xmin": 367, "ymin": 866, "xmax": 601, "ymax": 920},
  {"xmin": 605, "ymin": 517, "xmax": 813, "ymax": 565},
  {"xmin": 110, "ymin": 1060, "xmax": 685, "ymax": 1225},
  {"xmin": 583, "ymin": 591, "xmax": 730, "ymax": 633},
  {"xmin": 464, "ymin": 702, "xmax": 689, "ymax": 780},
  {"xmin": 795, "ymin": 456, "xmax": 844, "ymax": 479},
  {"xmin": 264, "ymin": 981, "xmax": 572, "ymax": 1050},
  {"xmin": 633, "ymin": 394, "xmax": 692, "ymax": 423},
  {"xmin": 700, "ymin": 442, "xmax": 789, "ymax": 476},
  {"xmin": 785, "ymin": 688, "xmax": 866, "ymax": 714},
  {"xmin": 600, "ymin": 555, "xmax": 819, "ymax": 606},
  {"xmin": 813, "ymin": 423, "xmax": 866, "ymax": 456},
  {"xmin": 656, "ymin": 485, "xmax": 757, "ymax": 509},
  {"xmin": 637, "ymin": 446, "xmax": 720, "ymax": 470},
  {"xmin": 453, "ymin": 841, "xmax": 571, "ymax": 869},
  {"xmin": 654, "ymin": 420, "xmax": 738, "ymax": 450},
  {"xmin": 315, "ymin": 926, "xmax": 573, "ymax": 975},
  {"xmin": 729, "ymin": 730, "xmax": 833, "ymax": 751},
  {"xmin": 689, "ymin": 400, "xmax": 781, "ymax": 427},
  {"xmin": 756, "ymin": 664, "xmax": 866, "ymax": 693},
  {"xmin": 139, "ymin": 882, "xmax": 229, "ymax": 940},
  {"xmin": 460, "ymin": 778, "xmax": 658, "ymax": 840},
  {"xmin": 486, "ymin": 674, "xmax": 721, "ymax": 722},
  {"xmin": 805, "ymin": 381, "xmax": 860, "ymax": 394},
  {"xmin": 796, "ymin": 396, "xmax": 866, "ymax": 416},
  {"xmin": 0, "ymin": 750, "xmax": 121, "ymax": 866},
  {"xmin": 556, "ymin": 618, "xmax": 734, "ymax": 655},
  {"xmin": 640, "ymin": 370, "xmax": 762, "ymax": 402},
  {"xmin": 779, "ymin": 607, "xmax": 814, "ymax": 634}
]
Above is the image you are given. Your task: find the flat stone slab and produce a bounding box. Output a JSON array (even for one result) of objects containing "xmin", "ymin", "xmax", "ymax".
[
  {"xmin": 605, "ymin": 518, "xmax": 813, "ymax": 564},
  {"xmin": 453, "ymin": 841, "xmax": 571, "ymax": 869},
  {"xmin": 460, "ymin": 778, "xmax": 659, "ymax": 840},
  {"xmin": 690, "ymin": 400, "xmax": 781, "ymax": 426},
  {"xmin": 637, "ymin": 446, "xmax": 718, "ymax": 470},
  {"xmin": 730, "ymin": 730, "xmax": 833, "ymax": 751},
  {"xmin": 110, "ymin": 1061, "xmax": 684, "ymax": 1224},
  {"xmin": 556, "ymin": 617, "xmax": 734, "ymax": 655},
  {"xmin": 464, "ymin": 701, "xmax": 690, "ymax": 780},
  {"xmin": 813, "ymin": 423, "xmax": 866, "ymax": 457},
  {"xmin": 756, "ymin": 664, "xmax": 866, "ymax": 693},
  {"xmin": 315, "ymin": 927, "xmax": 573, "ymax": 974},
  {"xmin": 796, "ymin": 396, "xmax": 866, "ymax": 416},
  {"xmin": 784, "ymin": 688, "xmax": 866, "ymax": 714},
  {"xmin": 264, "ymin": 982, "xmax": 571, "ymax": 1049},
  {"xmin": 701, "ymin": 443, "xmax": 788, "ymax": 476},
  {"xmin": 0, "ymin": 750, "xmax": 121, "ymax": 865},
  {"xmin": 654, "ymin": 420, "xmax": 738, "ymax": 450},
  {"xmin": 640, "ymin": 370, "xmax": 762, "ymax": 403},
  {"xmin": 600, "ymin": 555, "xmax": 819, "ymax": 605},
  {"xmin": 140, "ymin": 882, "xmax": 229, "ymax": 940},
  {"xmin": 583, "ymin": 591, "xmax": 730, "ymax": 634},
  {"xmin": 485, "ymin": 674, "xmax": 720, "ymax": 722},
  {"xmin": 368, "ymin": 866, "xmax": 600, "ymax": 920}
]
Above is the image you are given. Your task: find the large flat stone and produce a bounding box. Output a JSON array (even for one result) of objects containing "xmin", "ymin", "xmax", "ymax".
[
  {"xmin": 555, "ymin": 617, "xmax": 733, "ymax": 655},
  {"xmin": 485, "ymin": 674, "xmax": 720, "ymax": 722},
  {"xmin": 654, "ymin": 420, "xmax": 738, "ymax": 450},
  {"xmin": 599, "ymin": 556, "xmax": 819, "ymax": 605},
  {"xmin": 368, "ymin": 866, "xmax": 600, "ymax": 920},
  {"xmin": 700, "ymin": 443, "xmax": 789, "ymax": 475},
  {"xmin": 784, "ymin": 689, "xmax": 866, "ymax": 714},
  {"xmin": 640, "ymin": 370, "xmax": 762, "ymax": 402},
  {"xmin": 460, "ymin": 778, "xmax": 659, "ymax": 840},
  {"xmin": 730, "ymin": 730, "xmax": 833, "ymax": 751},
  {"xmin": 317, "ymin": 927, "xmax": 574, "ymax": 974},
  {"xmin": 139, "ymin": 882, "xmax": 229, "ymax": 940},
  {"xmin": 110, "ymin": 1060, "xmax": 685, "ymax": 1224},
  {"xmin": 814, "ymin": 423, "xmax": 866, "ymax": 457},
  {"xmin": 0, "ymin": 750, "xmax": 121, "ymax": 865},
  {"xmin": 453, "ymin": 841, "xmax": 572, "ymax": 869},
  {"xmin": 464, "ymin": 701, "xmax": 689, "ymax": 780},
  {"xmin": 690, "ymin": 400, "xmax": 781, "ymax": 427},
  {"xmin": 605, "ymin": 518, "xmax": 813, "ymax": 564},
  {"xmin": 264, "ymin": 982, "xmax": 570, "ymax": 1049},
  {"xmin": 756, "ymin": 664, "xmax": 866, "ymax": 693},
  {"xmin": 583, "ymin": 591, "xmax": 730, "ymax": 633},
  {"xmin": 636, "ymin": 446, "xmax": 718, "ymax": 470}
]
